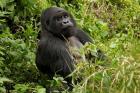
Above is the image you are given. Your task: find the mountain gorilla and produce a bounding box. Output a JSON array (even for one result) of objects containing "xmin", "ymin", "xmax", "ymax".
[{"xmin": 36, "ymin": 7, "xmax": 105, "ymax": 89}]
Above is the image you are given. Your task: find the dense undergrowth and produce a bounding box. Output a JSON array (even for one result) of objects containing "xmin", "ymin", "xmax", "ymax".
[{"xmin": 0, "ymin": 0, "xmax": 140, "ymax": 93}]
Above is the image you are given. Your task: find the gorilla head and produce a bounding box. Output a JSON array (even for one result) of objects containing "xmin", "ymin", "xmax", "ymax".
[{"xmin": 41, "ymin": 7, "xmax": 76, "ymax": 37}]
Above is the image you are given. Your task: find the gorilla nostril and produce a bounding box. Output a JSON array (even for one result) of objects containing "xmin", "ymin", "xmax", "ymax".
[{"xmin": 63, "ymin": 21, "xmax": 69, "ymax": 24}]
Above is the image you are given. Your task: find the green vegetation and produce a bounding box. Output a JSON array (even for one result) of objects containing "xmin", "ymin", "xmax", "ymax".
[{"xmin": 0, "ymin": 0, "xmax": 140, "ymax": 93}]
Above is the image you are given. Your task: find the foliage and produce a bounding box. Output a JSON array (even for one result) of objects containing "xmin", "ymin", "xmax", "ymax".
[{"xmin": 0, "ymin": 0, "xmax": 140, "ymax": 93}]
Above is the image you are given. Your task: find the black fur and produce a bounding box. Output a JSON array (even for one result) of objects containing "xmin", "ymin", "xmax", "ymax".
[{"xmin": 36, "ymin": 7, "xmax": 92, "ymax": 89}]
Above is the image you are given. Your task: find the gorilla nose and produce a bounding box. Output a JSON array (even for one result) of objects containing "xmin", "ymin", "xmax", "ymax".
[
  {"xmin": 63, "ymin": 20, "xmax": 69, "ymax": 24},
  {"xmin": 62, "ymin": 19, "xmax": 73, "ymax": 28}
]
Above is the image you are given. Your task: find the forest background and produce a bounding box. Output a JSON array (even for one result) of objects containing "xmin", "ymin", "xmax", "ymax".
[{"xmin": 0, "ymin": 0, "xmax": 140, "ymax": 93}]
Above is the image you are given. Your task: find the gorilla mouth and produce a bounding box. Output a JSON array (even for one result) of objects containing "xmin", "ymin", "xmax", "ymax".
[
  {"xmin": 62, "ymin": 25, "xmax": 74, "ymax": 30},
  {"xmin": 62, "ymin": 24, "xmax": 73, "ymax": 29},
  {"xmin": 61, "ymin": 26, "xmax": 72, "ymax": 31}
]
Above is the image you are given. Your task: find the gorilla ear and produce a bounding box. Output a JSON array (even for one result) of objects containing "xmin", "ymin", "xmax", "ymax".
[{"xmin": 46, "ymin": 20, "xmax": 49, "ymax": 25}]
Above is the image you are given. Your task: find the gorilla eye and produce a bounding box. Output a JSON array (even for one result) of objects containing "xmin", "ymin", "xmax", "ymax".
[
  {"xmin": 56, "ymin": 17, "xmax": 62, "ymax": 21},
  {"xmin": 63, "ymin": 14, "xmax": 68, "ymax": 18}
]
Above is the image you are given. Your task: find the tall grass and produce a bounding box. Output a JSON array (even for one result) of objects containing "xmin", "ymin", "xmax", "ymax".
[{"xmin": 0, "ymin": 0, "xmax": 140, "ymax": 93}]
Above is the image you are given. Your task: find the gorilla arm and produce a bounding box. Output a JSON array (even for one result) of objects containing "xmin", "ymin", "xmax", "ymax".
[
  {"xmin": 68, "ymin": 36, "xmax": 83, "ymax": 48},
  {"xmin": 68, "ymin": 36, "xmax": 86, "ymax": 62},
  {"xmin": 75, "ymin": 29, "xmax": 92, "ymax": 44},
  {"xmin": 68, "ymin": 29, "xmax": 107, "ymax": 62}
]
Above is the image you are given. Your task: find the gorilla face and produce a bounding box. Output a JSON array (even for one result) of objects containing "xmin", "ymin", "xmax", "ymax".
[
  {"xmin": 41, "ymin": 7, "xmax": 76, "ymax": 36},
  {"xmin": 51, "ymin": 12, "xmax": 73, "ymax": 29}
]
